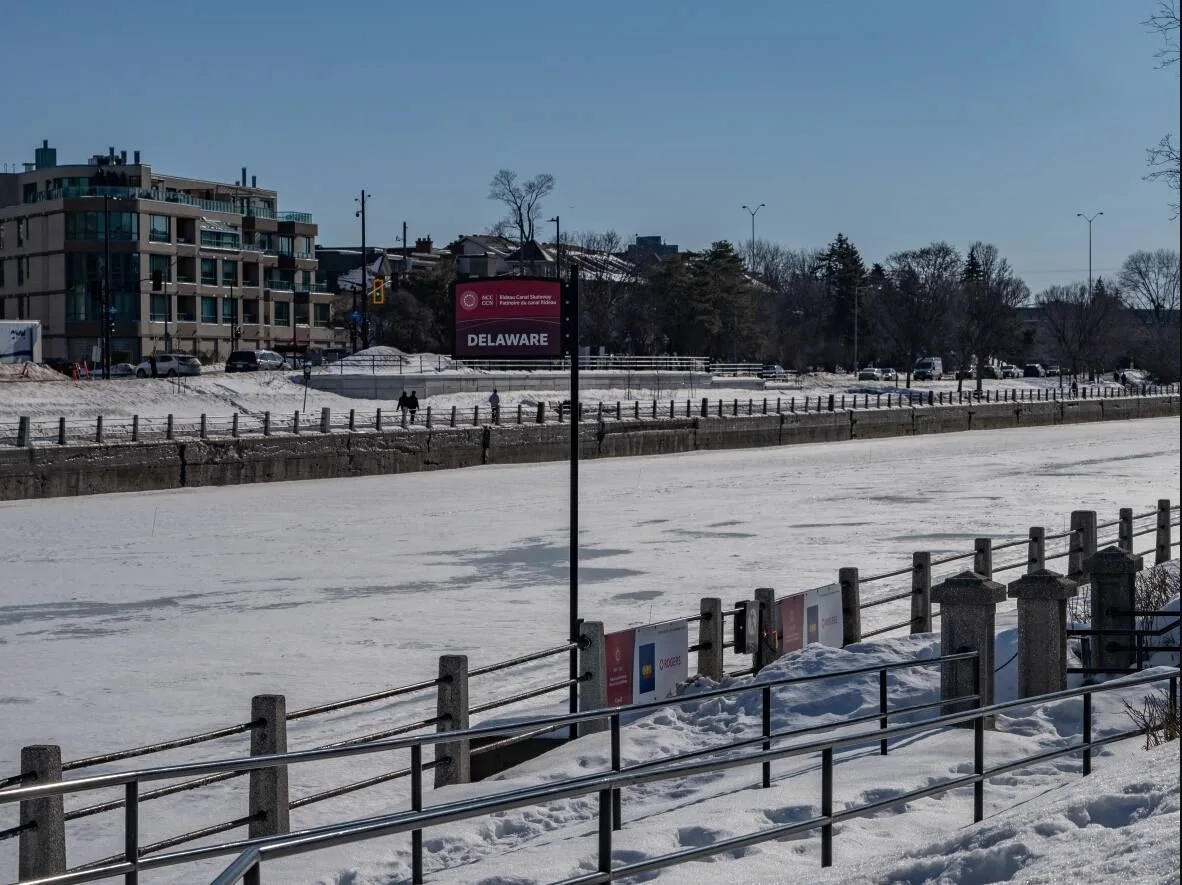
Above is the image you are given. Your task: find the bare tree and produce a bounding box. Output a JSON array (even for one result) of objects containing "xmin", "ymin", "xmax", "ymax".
[
  {"xmin": 956, "ymin": 243, "xmax": 1031, "ymax": 393},
  {"xmin": 876, "ymin": 242, "xmax": 961, "ymax": 386},
  {"xmin": 1119, "ymin": 248, "xmax": 1181, "ymax": 380},
  {"xmin": 487, "ymin": 169, "xmax": 555, "ymax": 245},
  {"xmin": 568, "ymin": 229, "xmax": 639, "ymax": 351},
  {"xmin": 1036, "ymin": 282, "xmax": 1125, "ymax": 378},
  {"xmin": 1144, "ymin": 1, "xmax": 1180, "ymax": 216}
]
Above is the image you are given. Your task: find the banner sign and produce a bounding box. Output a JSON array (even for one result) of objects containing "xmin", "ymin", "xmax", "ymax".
[
  {"xmin": 452, "ymin": 277, "xmax": 564, "ymax": 359},
  {"xmin": 605, "ymin": 620, "xmax": 689, "ymax": 705},
  {"xmin": 605, "ymin": 628, "xmax": 636, "ymax": 707},
  {"xmin": 778, "ymin": 583, "xmax": 843, "ymax": 653},
  {"xmin": 633, "ymin": 620, "xmax": 689, "ymax": 704}
]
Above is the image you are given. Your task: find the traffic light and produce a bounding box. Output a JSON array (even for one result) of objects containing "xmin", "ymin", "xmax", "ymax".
[{"xmin": 371, "ymin": 277, "xmax": 385, "ymax": 305}]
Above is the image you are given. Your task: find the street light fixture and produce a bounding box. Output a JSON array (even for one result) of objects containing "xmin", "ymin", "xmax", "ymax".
[
  {"xmin": 1075, "ymin": 212, "xmax": 1103, "ymax": 299},
  {"xmin": 741, "ymin": 203, "xmax": 765, "ymax": 272},
  {"xmin": 547, "ymin": 216, "xmax": 561, "ymax": 278}
]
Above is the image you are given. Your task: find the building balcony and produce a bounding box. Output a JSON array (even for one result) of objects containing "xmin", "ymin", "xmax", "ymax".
[{"xmin": 31, "ymin": 185, "xmax": 311, "ymax": 225}]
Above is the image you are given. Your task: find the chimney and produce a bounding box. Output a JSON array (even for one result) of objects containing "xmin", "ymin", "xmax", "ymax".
[
  {"xmin": 133, "ymin": 150, "xmax": 140, "ymax": 164},
  {"xmin": 251, "ymin": 175, "xmax": 256, "ymax": 188},
  {"xmin": 120, "ymin": 150, "xmax": 127, "ymax": 165},
  {"xmin": 42, "ymin": 139, "xmax": 48, "ymax": 149},
  {"xmin": 415, "ymin": 237, "xmax": 433, "ymax": 253},
  {"xmin": 109, "ymin": 146, "xmax": 115, "ymax": 158},
  {"xmin": 241, "ymin": 167, "xmax": 247, "ymax": 187}
]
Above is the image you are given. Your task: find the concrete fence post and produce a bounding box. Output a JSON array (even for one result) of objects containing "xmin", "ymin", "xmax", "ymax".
[
  {"xmin": 449, "ymin": 405, "xmax": 457, "ymax": 427},
  {"xmin": 911, "ymin": 552, "xmax": 932, "ymax": 634},
  {"xmin": 425, "ymin": 406, "xmax": 432, "ymax": 428},
  {"xmin": 578, "ymin": 621, "xmax": 607, "ymax": 736},
  {"xmin": 1085, "ymin": 547, "xmax": 1144, "ymax": 675},
  {"xmin": 700, "ymin": 397, "xmax": 709, "ymax": 418},
  {"xmin": 293, "ymin": 411, "xmax": 301, "ymax": 434},
  {"xmin": 57, "ymin": 417, "xmax": 66, "ymax": 445},
  {"xmin": 320, "ymin": 408, "xmax": 331, "ymax": 434},
  {"xmin": 348, "ymin": 409, "xmax": 356, "ymax": 431},
  {"xmin": 95, "ymin": 415, "xmax": 104, "ymax": 443},
  {"xmin": 18, "ymin": 745, "xmax": 66, "ymax": 881},
  {"xmin": 231, "ymin": 413, "xmax": 238, "ymax": 438},
  {"xmin": 401, "ymin": 407, "xmax": 409, "ymax": 429},
  {"xmin": 1118, "ymin": 507, "xmax": 1134, "ymax": 552},
  {"xmin": 536, "ymin": 402, "xmax": 545, "ymax": 424},
  {"xmin": 16, "ymin": 416, "xmax": 30, "ymax": 447},
  {"xmin": 1007, "ymin": 569, "xmax": 1078, "ymax": 698},
  {"xmin": 435, "ymin": 655, "xmax": 470, "ymax": 787},
  {"xmin": 1070, "ymin": 510, "xmax": 1098, "ymax": 584},
  {"xmin": 697, "ymin": 597, "xmax": 724, "ymax": 681},
  {"xmin": 1067, "ymin": 529, "xmax": 1084, "ymax": 581},
  {"xmin": 1157, "ymin": 499, "xmax": 1171, "ymax": 564},
  {"xmin": 248, "ymin": 695, "xmax": 290, "ymax": 839},
  {"xmin": 753, "ymin": 587, "xmax": 779, "ymax": 672},
  {"xmin": 262, "ymin": 412, "xmax": 270, "ymax": 436},
  {"xmin": 375, "ymin": 408, "xmax": 383, "ymax": 431},
  {"xmin": 516, "ymin": 403, "xmax": 523, "ymax": 424},
  {"xmin": 131, "ymin": 415, "xmax": 139, "ymax": 442},
  {"xmin": 199, "ymin": 414, "xmax": 207, "ymax": 439},
  {"xmin": 838, "ymin": 567, "xmax": 861, "ymax": 645},
  {"xmin": 931, "ymin": 571, "xmax": 1006, "ymax": 723},
  {"xmin": 1028, "ymin": 527, "xmax": 1045, "ymax": 573},
  {"xmin": 973, "ymin": 538, "xmax": 993, "ymax": 579}
]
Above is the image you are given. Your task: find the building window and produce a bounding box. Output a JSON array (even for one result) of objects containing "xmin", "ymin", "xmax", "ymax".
[
  {"xmin": 201, "ymin": 296, "xmax": 218, "ymax": 325},
  {"xmin": 149, "ymin": 253, "xmax": 173, "ymax": 284},
  {"xmin": 177, "ymin": 295, "xmax": 197, "ymax": 322},
  {"xmin": 273, "ymin": 301, "xmax": 291, "ymax": 326},
  {"xmin": 17, "ymin": 258, "xmax": 25, "ymax": 286},
  {"xmin": 222, "ymin": 260, "xmax": 238, "ymax": 287},
  {"xmin": 16, "ymin": 219, "xmax": 25, "ymax": 246},
  {"xmin": 313, "ymin": 303, "xmax": 331, "ymax": 327},
  {"xmin": 222, "ymin": 297, "xmax": 238, "ymax": 324},
  {"xmin": 64, "ymin": 253, "xmax": 141, "ymax": 320},
  {"xmin": 149, "ymin": 215, "xmax": 171, "ymax": 243},
  {"xmin": 200, "ymin": 258, "xmax": 218, "ymax": 286},
  {"xmin": 150, "ymin": 293, "xmax": 168, "ymax": 322},
  {"xmin": 275, "ymin": 235, "xmax": 294, "ymax": 256},
  {"xmin": 200, "ymin": 227, "xmax": 241, "ymax": 250},
  {"xmin": 64, "ymin": 211, "xmax": 138, "ymax": 241},
  {"xmin": 0, "ymin": 259, "xmax": 5, "ymax": 289},
  {"xmin": 243, "ymin": 299, "xmax": 260, "ymax": 324}
]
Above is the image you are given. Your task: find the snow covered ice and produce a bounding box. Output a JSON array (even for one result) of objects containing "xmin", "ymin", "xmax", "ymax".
[{"xmin": 0, "ymin": 413, "xmax": 1178, "ymax": 883}]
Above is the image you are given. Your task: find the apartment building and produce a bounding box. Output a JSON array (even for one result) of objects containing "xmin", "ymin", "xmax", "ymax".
[{"xmin": 0, "ymin": 140, "xmax": 345, "ymax": 363}]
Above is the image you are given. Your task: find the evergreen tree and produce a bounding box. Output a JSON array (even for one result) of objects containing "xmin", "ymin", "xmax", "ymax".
[{"xmin": 818, "ymin": 233, "xmax": 868, "ymax": 368}]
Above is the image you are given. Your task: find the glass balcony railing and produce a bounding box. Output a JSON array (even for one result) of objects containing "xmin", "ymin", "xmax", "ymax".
[
  {"xmin": 31, "ymin": 185, "xmax": 312, "ymax": 225},
  {"xmin": 293, "ymin": 281, "xmax": 328, "ymax": 293},
  {"xmin": 264, "ymin": 279, "xmax": 294, "ymax": 291}
]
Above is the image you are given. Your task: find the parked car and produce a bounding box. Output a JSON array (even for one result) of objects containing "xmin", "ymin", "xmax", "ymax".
[
  {"xmin": 999, "ymin": 363, "xmax": 1021, "ymax": 379},
  {"xmin": 108, "ymin": 363, "xmax": 137, "ymax": 379},
  {"xmin": 759, "ymin": 363, "xmax": 788, "ymax": 379},
  {"xmin": 979, "ymin": 364, "xmax": 1002, "ymax": 380},
  {"xmin": 1044, "ymin": 365, "xmax": 1061, "ymax": 377},
  {"xmin": 134, "ymin": 354, "xmax": 202, "ymax": 378},
  {"xmin": 879, "ymin": 367, "xmax": 898, "ymax": 382},
  {"xmin": 857, "ymin": 367, "xmax": 883, "ymax": 381},
  {"xmin": 1023, "ymin": 363, "xmax": 1046, "ymax": 378},
  {"xmin": 225, "ymin": 349, "xmax": 286, "ymax": 373},
  {"xmin": 913, "ymin": 356, "xmax": 944, "ymax": 381}
]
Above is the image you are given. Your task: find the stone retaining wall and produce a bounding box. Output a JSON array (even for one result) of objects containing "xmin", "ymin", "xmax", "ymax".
[{"xmin": 1, "ymin": 396, "xmax": 1176, "ymax": 501}]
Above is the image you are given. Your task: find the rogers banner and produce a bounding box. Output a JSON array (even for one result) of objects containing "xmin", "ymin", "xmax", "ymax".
[
  {"xmin": 632, "ymin": 620, "xmax": 689, "ymax": 704},
  {"xmin": 452, "ymin": 277, "xmax": 563, "ymax": 359},
  {"xmin": 778, "ymin": 584, "xmax": 843, "ymax": 653}
]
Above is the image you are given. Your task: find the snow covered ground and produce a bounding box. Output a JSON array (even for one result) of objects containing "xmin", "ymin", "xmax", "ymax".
[
  {"xmin": 0, "ymin": 418, "xmax": 1178, "ymax": 882},
  {"xmin": 0, "ymin": 363, "xmax": 1149, "ymax": 429}
]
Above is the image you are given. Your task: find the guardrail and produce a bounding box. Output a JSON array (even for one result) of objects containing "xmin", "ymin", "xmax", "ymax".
[
  {"xmin": 3, "ymin": 384, "xmax": 1176, "ymax": 448},
  {"xmin": 1, "ymin": 659, "xmax": 1173, "ymax": 884}
]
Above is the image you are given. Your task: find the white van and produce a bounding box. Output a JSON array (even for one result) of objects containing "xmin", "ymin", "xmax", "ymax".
[{"xmin": 913, "ymin": 357, "xmax": 944, "ymax": 381}]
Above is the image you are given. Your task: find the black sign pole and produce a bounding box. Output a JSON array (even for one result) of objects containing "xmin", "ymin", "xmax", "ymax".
[{"xmin": 568, "ymin": 265, "xmax": 580, "ymax": 734}]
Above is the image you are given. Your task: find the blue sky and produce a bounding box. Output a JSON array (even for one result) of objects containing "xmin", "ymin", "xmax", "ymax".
[{"xmin": 3, "ymin": 0, "xmax": 1177, "ymax": 290}]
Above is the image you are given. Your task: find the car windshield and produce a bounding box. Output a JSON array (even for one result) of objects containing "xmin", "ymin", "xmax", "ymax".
[{"xmin": 229, "ymin": 351, "xmax": 255, "ymax": 361}]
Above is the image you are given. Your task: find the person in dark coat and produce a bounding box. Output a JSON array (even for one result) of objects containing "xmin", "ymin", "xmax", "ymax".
[
  {"xmin": 407, "ymin": 391, "xmax": 420, "ymax": 423},
  {"xmin": 397, "ymin": 390, "xmax": 409, "ymax": 421}
]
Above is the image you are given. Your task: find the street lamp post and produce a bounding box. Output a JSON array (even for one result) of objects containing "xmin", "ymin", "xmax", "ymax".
[
  {"xmin": 1076, "ymin": 211, "xmax": 1103, "ymax": 299},
  {"xmin": 102, "ymin": 194, "xmax": 112, "ymax": 379},
  {"xmin": 741, "ymin": 203, "xmax": 765, "ymax": 272},
  {"xmin": 547, "ymin": 215, "xmax": 561, "ymax": 278},
  {"xmin": 356, "ymin": 190, "xmax": 370, "ymax": 351}
]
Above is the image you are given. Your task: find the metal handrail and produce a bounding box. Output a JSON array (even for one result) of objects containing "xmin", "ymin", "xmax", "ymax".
[
  {"xmin": 202, "ymin": 669, "xmax": 1174, "ymax": 885},
  {"xmin": 468, "ymin": 642, "xmax": 577, "ymax": 677}
]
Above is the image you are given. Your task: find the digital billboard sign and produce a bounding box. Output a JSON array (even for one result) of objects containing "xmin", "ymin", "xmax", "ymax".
[{"xmin": 452, "ymin": 277, "xmax": 564, "ymax": 359}]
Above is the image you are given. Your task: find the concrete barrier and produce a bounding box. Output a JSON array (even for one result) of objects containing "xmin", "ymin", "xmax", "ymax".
[{"xmin": 0, "ymin": 396, "xmax": 1176, "ymax": 501}]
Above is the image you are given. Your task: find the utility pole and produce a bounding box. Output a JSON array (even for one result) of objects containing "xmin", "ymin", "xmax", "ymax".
[
  {"xmin": 1076, "ymin": 211, "xmax": 1103, "ymax": 299},
  {"xmin": 548, "ymin": 215, "xmax": 561, "ymax": 278},
  {"xmin": 357, "ymin": 190, "xmax": 369, "ymax": 351},
  {"xmin": 102, "ymin": 194, "xmax": 112, "ymax": 378},
  {"xmin": 741, "ymin": 203, "xmax": 764, "ymax": 273}
]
